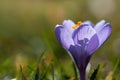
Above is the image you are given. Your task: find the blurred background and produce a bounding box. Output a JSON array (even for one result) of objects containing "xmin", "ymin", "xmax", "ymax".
[{"xmin": 0, "ymin": 0, "xmax": 120, "ymax": 79}]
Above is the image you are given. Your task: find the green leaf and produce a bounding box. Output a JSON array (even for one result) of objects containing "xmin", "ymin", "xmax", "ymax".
[
  {"xmin": 37, "ymin": 51, "xmax": 46, "ymax": 65},
  {"xmin": 112, "ymin": 59, "xmax": 120, "ymax": 80},
  {"xmin": 51, "ymin": 64, "xmax": 54, "ymax": 80},
  {"xmin": 28, "ymin": 51, "xmax": 46, "ymax": 80},
  {"xmin": 90, "ymin": 65, "xmax": 100, "ymax": 80},
  {"xmin": 72, "ymin": 62, "xmax": 78, "ymax": 80},
  {"xmin": 59, "ymin": 68, "xmax": 70, "ymax": 80},
  {"xmin": 34, "ymin": 67, "xmax": 40, "ymax": 80},
  {"xmin": 17, "ymin": 65, "xmax": 27, "ymax": 80},
  {"xmin": 113, "ymin": 59, "xmax": 119, "ymax": 73},
  {"xmin": 40, "ymin": 64, "xmax": 48, "ymax": 80}
]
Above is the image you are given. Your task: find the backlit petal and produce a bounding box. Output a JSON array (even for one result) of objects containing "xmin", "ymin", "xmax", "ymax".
[
  {"xmin": 94, "ymin": 20, "xmax": 106, "ymax": 32},
  {"xmin": 55, "ymin": 25, "xmax": 75, "ymax": 50},
  {"xmin": 72, "ymin": 24, "xmax": 96, "ymax": 46},
  {"xmin": 62, "ymin": 20, "xmax": 75, "ymax": 34},
  {"xmin": 86, "ymin": 34, "xmax": 99, "ymax": 55},
  {"xmin": 96, "ymin": 23, "xmax": 112, "ymax": 47},
  {"xmin": 83, "ymin": 21, "xmax": 94, "ymax": 27}
]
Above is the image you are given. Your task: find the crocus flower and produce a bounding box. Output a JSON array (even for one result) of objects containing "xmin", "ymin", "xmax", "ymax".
[{"xmin": 55, "ymin": 20, "xmax": 111, "ymax": 80}]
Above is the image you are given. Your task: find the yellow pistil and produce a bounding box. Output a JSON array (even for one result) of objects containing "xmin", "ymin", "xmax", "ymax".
[{"xmin": 72, "ymin": 21, "xmax": 82, "ymax": 29}]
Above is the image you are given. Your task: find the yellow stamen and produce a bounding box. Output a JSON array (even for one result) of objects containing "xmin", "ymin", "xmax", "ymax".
[{"xmin": 72, "ymin": 21, "xmax": 82, "ymax": 29}]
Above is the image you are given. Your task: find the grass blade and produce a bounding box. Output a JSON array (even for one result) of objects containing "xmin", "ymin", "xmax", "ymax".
[{"xmin": 90, "ymin": 65, "xmax": 100, "ymax": 80}]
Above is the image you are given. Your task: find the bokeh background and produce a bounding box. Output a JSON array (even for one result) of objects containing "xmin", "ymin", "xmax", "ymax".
[{"xmin": 0, "ymin": 0, "xmax": 120, "ymax": 79}]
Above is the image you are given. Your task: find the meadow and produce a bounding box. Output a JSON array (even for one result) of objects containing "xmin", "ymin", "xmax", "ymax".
[{"xmin": 0, "ymin": 0, "xmax": 120, "ymax": 80}]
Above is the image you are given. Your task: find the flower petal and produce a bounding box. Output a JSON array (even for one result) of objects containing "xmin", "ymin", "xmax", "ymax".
[
  {"xmin": 69, "ymin": 45, "xmax": 91, "ymax": 70},
  {"xmin": 94, "ymin": 20, "xmax": 106, "ymax": 32},
  {"xmin": 55, "ymin": 25, "xmax": 75, "ymax": 50},
  {"xmin": 83, "ymin": 21, "xmax": 94, "ymax": 27},
  {"xmin": 72, "ymin": 24, "xmax": 96, "ymax": 46},
  {"xmin": 68, "ymin": 45, "xmax": 79, "ymax": 65},
  {"xmin": 96, "ymin": 23, "xmax": 112, "ymax": 47},
  {"xmin": 86, "ymin": 34, "xmax": 99, "ymax": 55},
  {"xmin": 62, "ymin": 20, "xmax": 75, "ymax": 34}
]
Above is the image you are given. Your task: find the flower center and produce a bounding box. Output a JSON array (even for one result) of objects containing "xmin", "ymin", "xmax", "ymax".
[{"xmin": 72, "ymin": 21, "xmax": 82, "ymax": 29}]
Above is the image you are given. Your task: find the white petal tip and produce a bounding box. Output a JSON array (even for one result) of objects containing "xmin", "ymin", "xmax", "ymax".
[
  {"xmin": 100, "ymin": 20, "xmax": 106, "ymax": 23},
  {"xmin": 55, "ymin": 24, "xmax": 61, "ymax": 28}
]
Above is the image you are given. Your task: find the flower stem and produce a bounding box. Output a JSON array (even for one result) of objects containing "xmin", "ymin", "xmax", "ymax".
[{"xmin": 79, "ymin": 69, "xmax": 86, "ymax": 80}]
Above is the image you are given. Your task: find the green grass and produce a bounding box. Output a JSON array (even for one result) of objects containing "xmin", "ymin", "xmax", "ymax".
[{"xmin": 0, "ymin": 0, "xmax": 120, "ymax": 80}]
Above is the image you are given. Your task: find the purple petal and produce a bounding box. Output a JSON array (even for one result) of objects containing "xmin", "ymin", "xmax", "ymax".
[
  {"xmin": 69, "ymin": 45, "xmax": 91, "ymax": 70},
  {"xmin": 62, "ymin": 20, "xmax": 75, "ymax": 34},
  {"xmin": 72, "ymin": 24, "xmax": 96, "ymax": 45},
  {"xmin": 96, "ymin": 23, "xmax": 112, "ymax": 47},
  {"xmin": 86, "ymin": 34, "xmax": 99, "ymax": 55},
  {"xmin": 71, "ymin": 24, "xmax": 97, "ymax": 68},
  {"xmin": 68, "ymin": 45, "xmax": 79, "ymax": 65},
  {"xmin": 55, "ymin": 25, "xmax": 75, "ymax": 50},
  {"xmin": 94, "ymin": 20, "xmax": 106, "ymax": 32},
  {"xmin": 83, "ymin": 21, "xmax": 94, "ymax": 27}
]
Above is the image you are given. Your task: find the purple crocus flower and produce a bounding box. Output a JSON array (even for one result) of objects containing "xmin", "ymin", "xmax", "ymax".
[{"xmin": 55, "ymin": 20, "xmax": 111, "ymax": 80}]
